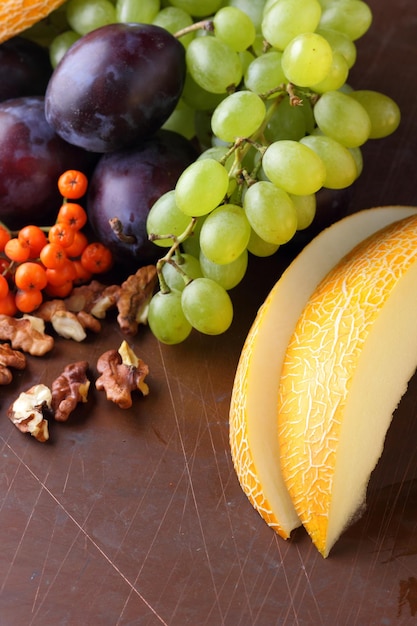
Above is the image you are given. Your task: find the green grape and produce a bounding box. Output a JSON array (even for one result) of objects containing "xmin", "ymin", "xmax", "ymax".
[
  {"xmin": 148, "ymin": 290, "xmax": 192, "ymax": 345},
  {"xmin": 247, "ymin": 229, "xmax": 280, "ymax": 257},
  {"xmin": 211, "ymin": 91, "xmax": 266, "ymax": 142},
  {"xmin": 197, "ymin": 147, "xmax": 237, "ymax": 196},
  {"xmin": 175, "ymin": 158, "xmax": 229, "ymax": 217},
  {"xmin": 153, "ymin": 6, "xmax": 195, "ymax": 48},
  {"xmin": 300, "ymin": 134, "xmax": 358, "ymax": 189},
  {"xmin": 316, "ymin": 26, "xmax": 357, "ymax": 68},
  {"xmin": 264, "ymin": 96, "xmax": 308, "ymax": 142},
  {"xmin": 193, "ymin": 110, "xmax": 214, "ymax": 150},
  {"xmin": 338, "ymin": 83, "xmax": 354, "ymax": 95},
  {"xmin": 251, "ymin": 33, "xmax": 268, "ymax": 57},
  {"xmin": 244, "ymin": 51, "xmax": 286, "ymax": 97},
  {"xmin": 318, "ymin": 0, "xmax": 372, "ymax": 41},
  {"xmin": 262, "ymin": 140, "xmax": 327, "ymax": 195},
  {"xmin": 349, "ymin": 146, "xmax": 363, "ymax": 177},
  {"xmin": 348, "ymin": 90, "xmax": 401, "ymax": 139},
  {"xmin": 186, "ymin": 36, "xmax": 243, "ymax": 94},
  {"xmin": 226, "ymin": 0, "xmax": 266, "ymax": 32},
  {"xmin": 262, "ymin": 0, "xmax": 322, "ymax": 51},
  {"xmin": 199, "ymin": 249, "xmax": 248, "ymax": 290},
  {"xmin": 181, "ymin": 73, "xmax": 225, "ymax": 111},
  {"xmin": 263, "ymin": 0, "xmax": 279, "ymax": 11},
  {"xmin": 302, "ymin": 97, "xmax": 316, "ymax": 134},
  {"xmin": 243, "ymin": 181, "xmax": 298, "ymax": 244},
  {"xmin": 162, "ymin": 253, "xmax": 203, "ymax": 290},
  {"xmin": 311, "ymin": 51, "xmax": 349, "ymax": 93},
  {"xmin": 199, "ymin": 203, "xmax": 251, "ymax": 264},
  {"xmin": 181, "ymin": 277, "xmax": 233, "ymax": 335},
  {"xmin": 49, "ymin": 30, "xmax": 80, "ymax": 67},
  {"xmin": 213, "ymin": 7, "xmax": 256, "ymax": 52},
  {"xmin": 239, "ymin": 50, "xmax": 255, "ymax": 76},
  {"xmin": 317, "ymin": 0, "xmax": 337, "ymax": 7},
  {"xmin": 116, "ymin": 0, "xmax": 160, "ymax": 23},
  {"xmin": 289, "ymin": 193, "xmax": 316, "ymax": 230},
  {"xmin": 281, "ymin": 32, "xmax": 333, "ymax": 87},
  {"xmin": 66, "ymin": 0, "xmax": 116, "ymax": 35},
  {"xmin": 168, "ymin": 0, "xmax": 223, "ymax": 17},
  {"xmin": 313, "ymin": 90, "xmax": 371, "ymax": 147},
  {"xmin": 146, "ymin": 191, "xmax": 192, "ymax": 247},
  {"xmin": 162, "ymin": 99, "xmax": 196, "ymax": 139}
]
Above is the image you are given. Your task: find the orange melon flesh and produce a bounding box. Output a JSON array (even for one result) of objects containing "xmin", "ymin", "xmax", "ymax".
[
  {"xmin": 0, "ymin": 0, "xmax": 66, "ymax": 44},
  {"xmin": 278, "ymin": 212, "xmax": 417, "ymax": 557},
  {"xmin": 229, "ymin": 206, "xmax": 417, "ymax": 539}
]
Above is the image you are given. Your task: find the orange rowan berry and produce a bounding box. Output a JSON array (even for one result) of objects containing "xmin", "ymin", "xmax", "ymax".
[
  {"xmin": 72, "ymin": 259, "xmax": 93, "ymax": 284},
  {"xmin": 81, "ymin": 242, "xmax": 113, "ymax": 274},
  {"xmin": 45, "ymin": 280, "xmax": 74, "ymax": 298},
  {"xmin": 15, "ymin": 288, "xmax": 43, "ymax": 313},
  {"xmin": 0, "ymin": 257, "xmax": 11, "ymax": 275},
  {"xmin": 45, "ymin": 259, "xmax": 77, "ymax": 286},
  {"xmin": 4, "ymin": 238, "xmax": 30, "ymax": 262},
  {"xmin": 0, "ymin": 274, "xmax": 9, "ymax": 299},
  {"xmin": 40, "ymin": 242, "xmax": 67, "ymax": 269},
  {"xmin": 64, "ymin": 230, "xmax": 88, "ymax": 258},
  {"xmin": 14, "ymin": 262, "xmax": 48, "ymax": 292},
  {"xmin": 48, "ymin": 222, "xmax": 75, "ymax": 248},
  {"xmin": 58, "ymin": 169, "xmax": 88, "ymax": 199},
  {"xmin": 0, "ymin": 291, "xmax": 17, "ymax": 316},
  {"xmin": 18, "ymin": 225, "xmax": 48, "ymax": 258},
  {"xmin": 0, "ymin": 224, "xmax": 11, "ymax": 252},
  {"xmin": 56, "ymin": 202, "xmax": 88, "ymax": 230}
]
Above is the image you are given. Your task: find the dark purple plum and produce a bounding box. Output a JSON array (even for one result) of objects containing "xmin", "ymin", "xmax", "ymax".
[
  {"xmin": 0, "ymin": 96, "xmax": 98, "ymax": 229},
  {"xmin": 45, "ymin": 23, "xmax": 186, "ymax": 153},
  {"xmin": 0, "ymin": 37, "xmax": 53, "ymax": 102},
  {"xmin": 86, "ymin": 130, "xmax": 198, "ymax": 268}
]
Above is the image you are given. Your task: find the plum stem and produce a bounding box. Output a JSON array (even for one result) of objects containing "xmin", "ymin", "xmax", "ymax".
[{"xmin": 109, "ymin": 217, "xmax": 136, "ymax": 244}]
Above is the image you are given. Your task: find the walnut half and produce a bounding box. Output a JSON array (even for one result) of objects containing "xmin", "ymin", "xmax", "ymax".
[
  {"xmin": 0, "ymin": 315, "xmax": 53, "ymax": 356},
  {"xmin": 8, "ymin": 384, "xmax": 52, "ymax": 442},
  {"xmin": 95, "ymin": 341, "xmax": 149, "ymax": 409},
  {"xmin": 0, "ymin": 343, "xmax": 26, "ymax": 385},
  {"xmin": 51, "ymin": 360, "xmax": 90, "ymax": 422}
]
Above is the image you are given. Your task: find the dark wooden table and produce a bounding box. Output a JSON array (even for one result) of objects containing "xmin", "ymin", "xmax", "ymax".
[{"xmin": 2, "ymin": 1, "xmax": 417, "ymax": 623}]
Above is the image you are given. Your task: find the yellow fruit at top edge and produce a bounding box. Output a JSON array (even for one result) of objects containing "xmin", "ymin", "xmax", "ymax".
[
  {"xmin": 229, "ymin": 206, "xmax": 417, "ymax": 549},
  {"xmin": 0, "ymin": 0, "xmax": 66, "ymax": 44},
  {"xmin": 278, "ymin": 212, "xmax": 417, "ymax": 557}
]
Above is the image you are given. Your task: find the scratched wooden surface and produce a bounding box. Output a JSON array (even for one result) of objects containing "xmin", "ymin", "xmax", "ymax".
[{"xmin": 1, "ymin": 1, "xmax": 417, "ymax": 624}]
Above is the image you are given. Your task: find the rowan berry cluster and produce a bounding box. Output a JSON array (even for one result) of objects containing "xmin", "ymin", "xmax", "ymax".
[{"xmin": 0, "ymin": 170, "xmax": 113, "ymax": 315}]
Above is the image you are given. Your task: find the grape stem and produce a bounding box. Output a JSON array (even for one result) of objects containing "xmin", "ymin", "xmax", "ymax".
[
  {"xmin": 221, "ymin": 98, "xmax": 278, "ymax": 184},
  {"xmin": 286, "ymin": 83, "xmax": 303, "ymax": 106},
  {"xmin": 149, "ymin": 218, "xmax": 198, "ymax": 294},
  {"xmin": 219, "ymin": 82, "xmax": 312, "ymax": 189},
  {"xmin": 149, "ymin": 79, "xmax": 320, "ymax": 293},
  {"xmin": 174, "ymin": 20, "xmax": 214, "ymax": 39}
]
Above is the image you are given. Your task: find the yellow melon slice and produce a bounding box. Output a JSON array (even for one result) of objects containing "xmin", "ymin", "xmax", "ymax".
[
  {"xmin": 278, "ymin": 211, "xmax": 417, "ymax": 557},
  {"xmin": 229, "ymin": 206, "xmax": 417, "ymax": 540},
  {"xmin": 0, "ymin": 0, "xmax": 66, "ymax": 44}
]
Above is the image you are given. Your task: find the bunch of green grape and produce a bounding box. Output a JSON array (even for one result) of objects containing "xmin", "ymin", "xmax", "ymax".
[{"xmin": 39, "ymin": 0, "xmax": 401, "ymax": 344}]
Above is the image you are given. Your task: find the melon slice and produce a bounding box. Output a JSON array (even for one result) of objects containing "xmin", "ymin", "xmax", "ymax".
[
  {"xmin": 278, "ymin": 211, "xmax": 417, "ymax": 556},
  {"xmin": 0, "ymin": 0, "xmax": 66, "ymax": 44},
  {"xmin": 229, "ymin": 206, "xmax": 417, "ymax": 541}
]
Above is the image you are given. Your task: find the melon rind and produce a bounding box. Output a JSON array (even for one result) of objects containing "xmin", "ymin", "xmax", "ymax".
[
  {"xmin": 229, "ymin": 206, "xmax": 417, "ymax": 540},
  {"xmin": 278, "ymin": 210, "xmax": 417, "ymax": 556},
  {"xmin": 0, "ymin": 0, "xmax": 66, "ymax": 44}
]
